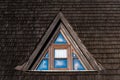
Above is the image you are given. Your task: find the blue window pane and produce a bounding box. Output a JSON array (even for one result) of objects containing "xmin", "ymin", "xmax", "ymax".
[
  {"xmin": 73, "ymin": 59, "xmax": 85, "ymax": 70},
  {"xmin": 45, "ymin": 53, "xmax": 49, "ymax": 58},
  {"xmin": 54, "ymin": 59, "xmax": 67, "ymax": 68},
  {"xmin": 54, "ymin": 33, "xmax": 67, "ymax": 44},
  {"xmin": 37, "ymin": 59, "xmax": 48, "ymax": 70},
  {"xmin": 72, "ymin": 53, "xmax": 77, "ymax": 58}
]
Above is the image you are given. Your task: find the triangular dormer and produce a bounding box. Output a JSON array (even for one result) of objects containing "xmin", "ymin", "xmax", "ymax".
[{"xmin": 15, "ymin": 12, "xmax": 103, "ymax": 71}]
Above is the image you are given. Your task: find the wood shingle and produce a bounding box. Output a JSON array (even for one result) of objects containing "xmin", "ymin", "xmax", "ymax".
[{"xmin": 0, "ymin": 0, "xmax": 120, "ymax": 80}]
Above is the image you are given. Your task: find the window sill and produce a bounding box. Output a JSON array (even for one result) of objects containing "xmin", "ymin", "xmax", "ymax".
[{"xmin": 29, "ymin": 70, "xmax": 97, "ymax": 72}]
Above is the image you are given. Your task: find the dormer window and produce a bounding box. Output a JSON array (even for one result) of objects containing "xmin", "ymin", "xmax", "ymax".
[
  {"xmin": 15, "ymin": 12, "xmax": 103, "ymax": 72},
  {"xmin": 36, "ymin": 31, "xmax": 87, "ymax": 71}
]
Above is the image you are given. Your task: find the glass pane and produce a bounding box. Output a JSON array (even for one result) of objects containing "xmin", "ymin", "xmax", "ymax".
[
  {"xmin": 36, "ymin": 59, "xmax": 48, "ymax": 70},
  {"xmin": 55, "ymin": 49, "xmax": 67, "ymax": 58},
  {"xmin": 72, "ymin": 53, "xmax": 77, "ymax": 58},
  {"xmin": 54, "ymin": 33, "xmax": 67, "ymax": 44},
  {"xmin": 45, "ymin": 53, "xmax": 49, "ymax": 58},
  {"xmin": 54, "ymin": 59, "xmax": 67, "ymax": 68},
  {"xmin": 73, "ymin": 59, "xmax": 85, "ymax": 70}
]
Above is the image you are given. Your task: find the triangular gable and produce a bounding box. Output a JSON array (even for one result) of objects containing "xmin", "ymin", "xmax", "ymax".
[
  {"xmin": 35, "ymin": 31, "xmax": 86, "ymax": 71},
  {"xmin": 15, "ymin": 12, "xmax": 104, "ymax": 71}
]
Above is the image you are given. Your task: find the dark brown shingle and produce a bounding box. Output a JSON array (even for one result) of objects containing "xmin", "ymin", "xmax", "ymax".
[{"xmin": 0, "ymin": 0, "xmax": 120, "ymax": 80}]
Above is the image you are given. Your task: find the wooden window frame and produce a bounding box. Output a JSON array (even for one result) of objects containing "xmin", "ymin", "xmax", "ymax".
[
  {"xmin": 34, "ymin": 32, "xmax": 88, "ymax": 71},
  {"xmin": 49, "ymin": 44, "xmax": 72, "ymax": 70},
  {"xmin": 34, "ymin": 30, "xmax": 88, "ymax": 71}
]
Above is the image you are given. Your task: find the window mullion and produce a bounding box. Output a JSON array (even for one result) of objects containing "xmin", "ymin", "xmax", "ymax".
[
  {"xmin": 68, "ymin": 46, "xmax": 72, "ymax": 70},
  {"xmin": 49, "ymin": 45, "xmax": 53, "ymax": 70}
]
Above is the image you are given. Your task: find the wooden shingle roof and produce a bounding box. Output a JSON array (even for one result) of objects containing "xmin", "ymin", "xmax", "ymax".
[{"xmin": 0, "ymin": 0, "xmax": 120, "ymax": 80}]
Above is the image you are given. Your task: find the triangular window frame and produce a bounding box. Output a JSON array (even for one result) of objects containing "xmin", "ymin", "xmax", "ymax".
[
  {"xmin": 34, "ymin": 29, "xmax": 88, "ymax": 71},
  {"xmin": 15, "ymin": 12, "xmax": 104, "ymax": 71}
]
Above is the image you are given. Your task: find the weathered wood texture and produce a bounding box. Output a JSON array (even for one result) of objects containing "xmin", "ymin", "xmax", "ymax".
[{"xmin": 0, "ymin": 0, "xmax": 120, "ymax": 80}]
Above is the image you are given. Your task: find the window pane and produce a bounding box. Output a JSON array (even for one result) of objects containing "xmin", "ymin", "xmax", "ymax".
[
  {"xmin": 37, "ymin": 59, "xmax": 48, "ymax": 70},
  {"xmin": 55, "ymin": 49, "xmax": 67, "ymax": 58},
  {"xmin": 45, "ymin": 53, "xmax": 49, "ymax": 58},
  {"xmin": 54, "ymin": 33, "xmax": 67, "ymax": 44},
  {"xmin": 54, "ymin": 59, "xmax": 67, "ymax": 68},
  {"xmin": 73, "ymin": 59, "xmax": 85, "ymax": 70},
  {"xmin": 72, "ymin": 53, "xmax": 77, "ymax": 58}
]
